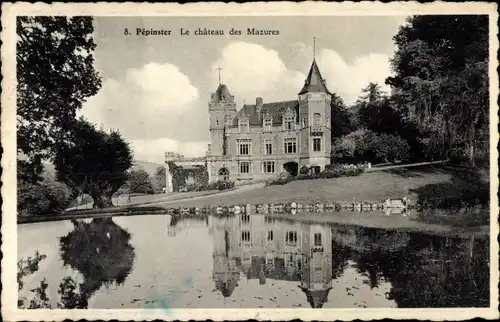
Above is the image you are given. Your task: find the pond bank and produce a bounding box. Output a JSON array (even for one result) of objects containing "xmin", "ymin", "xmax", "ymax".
[{"xmin": 18, "ymin": 205, "xmax": 489, "ymax": 238}]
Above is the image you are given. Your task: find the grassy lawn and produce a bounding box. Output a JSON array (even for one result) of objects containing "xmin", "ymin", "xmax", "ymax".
[{"xmin": 152, "ymin": 165, "xmax": 464, "ymax": 208}]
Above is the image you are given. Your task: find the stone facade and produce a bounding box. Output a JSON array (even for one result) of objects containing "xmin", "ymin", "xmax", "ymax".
[
  {"xmin": 165, "ymin": 59, "xmax": 334, "ymax": 188},
  {"xmin": 206, "ymin": 59, "xmax": 333, "ymax": 184}
]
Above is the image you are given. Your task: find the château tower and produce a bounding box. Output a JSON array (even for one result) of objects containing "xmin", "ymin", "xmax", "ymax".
[
  {"xmin": 209, "ymin": 83, "xmax": 237, "ymax": 156},
  {"xmin": 298, "ymin": 59, "xmax": 332, "ymax": 170}
]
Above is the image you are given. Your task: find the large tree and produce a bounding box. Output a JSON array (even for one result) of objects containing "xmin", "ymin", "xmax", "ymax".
[
  {"xmin": 17, "ymin": 16, "xmax": 101, "ymax": 182},
  {"xmin": 357, "ymin": 82, "xmax": 385, "ymax": 104},
  {"xmin": 330, "ymin": 93, "xmax": 353, "ymax": 138},
  {"xmin": 54, "ymin": 118, "xmax": 133, "ymax": 208},
  {"xmin": 386, "ymin": 15, "xmax": 488, "ymax": 165}
]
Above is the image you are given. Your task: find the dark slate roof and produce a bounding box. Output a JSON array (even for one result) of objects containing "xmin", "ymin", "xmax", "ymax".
[
  {"xmin": 299, "ymin": 286, "xmax": 332, "ymax": 308},
  {"xmin": 232, "ymin": 100, "xmax": 299, "ymax": 126},
  {"xmin": 213, "ymin": 83, "xmax": 232, "ymax": 101},
  {"xmin": 298, "ymin": 59, "xmax": 331, "ymax": 95}
]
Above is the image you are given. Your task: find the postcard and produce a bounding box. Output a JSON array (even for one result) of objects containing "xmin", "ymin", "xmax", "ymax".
[{"xmin": 1, "ymin": 2, "xmax": 499, "ymax": 321}]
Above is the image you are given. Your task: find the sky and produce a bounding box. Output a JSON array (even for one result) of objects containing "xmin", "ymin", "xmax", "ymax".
[{"xmin": 79, "ymin": 16, "xmax": 408, "ymax": 164}]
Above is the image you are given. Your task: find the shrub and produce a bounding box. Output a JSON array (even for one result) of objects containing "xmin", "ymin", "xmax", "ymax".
[
  {"xmin": 215, "ymin": 180, "xmax": 235, "ymax": 190},
  {"xmin": 299, "ymin": 165, "xmax": 309, "ymax": 175},
  {"xmin": 266, "ymin": 167, "xmax": 364, "ymax": 186},
  {"xmin": 18, "ymin": 179, "xmax": 71, "ymax": 216},
  {"xmin": 203, "ymin": 180, "xmax": 235, "ymax": 191},
  {"xmin": 266, "ymin": 177, "xmax": 294, "ymax": 186}
]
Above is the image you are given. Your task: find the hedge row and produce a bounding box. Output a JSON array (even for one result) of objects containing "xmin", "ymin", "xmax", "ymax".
[
  {"xmin": 267, "ymin": 167, "xmax": 364, "ymax": 186},
  {"xmin": 182, "ymin": 180, "xmax": 235, "ymax": 192}
]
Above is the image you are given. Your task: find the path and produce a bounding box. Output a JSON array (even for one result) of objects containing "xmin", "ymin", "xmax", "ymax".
[
  {"xmin": 366, "ymin": 160, "xmax": 448, "ymax": 172},
  {"xmin": 138, "ymin": 182, "xmax": 266, "ymax": 207},
  {"xmin": 66, "ymin": 182, "xmax": 266, "ymax": 210}
]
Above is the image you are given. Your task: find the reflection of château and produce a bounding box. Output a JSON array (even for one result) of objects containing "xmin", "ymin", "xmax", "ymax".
[{"xmin": 209, "ymin": 214, "xmax": 333, "ymax": 308}]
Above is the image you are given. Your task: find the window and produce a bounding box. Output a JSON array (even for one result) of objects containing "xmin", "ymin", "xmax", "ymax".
[
  {"xmin": 313, "ymin": 113, "xmax": 322, "ymax": 129},
  {"xmin": 265, "ymin": 139, "xmax": 272, "ymax": 155},
  {"xmin": 265, "ymin": 216, "xmax": 275, "ymax": 223},
  {"xmin": 216, "ymin": 120, "xmax": 219, "ymax": 126},
  {"xmin": 263, "ymin": 118, "xmax": 272, "ymax": 131},
  {"xmin": 314, "ymin": 233, "xmax": 322, "ymax": 246},
  {"xmin": 239, "ymin": 119, "xmax": 249, "ymax": 132},
  {"xmin": 267, "ymin": 231, "xmax": 274, "ymax": 241},
  {"xmin": 239, "ymin": 161, "xmax": 250, "ymax": 174},
  {"xmin": 237, "ymin": 139, "xmax": 251, "ymax": 155},
  {"xmin": 283, "ymin": 116, "xmax": 295, "ymax": 130},
  {"xmin": 284, "ymin": 138, "xmax": 297, "ymax": 154},
  {"xmin": 313, "ymin": 137, "xmax": 321, "ymax": 152},
  {"xmin": 286, "ymin": 231, "xmax": 298, "ymax": 245},
  {"xmin": 314, "ymin": 254, "xmax": 322, "ymax": 270},
  {"xmin": 263, "ymin": 161, "xmax": 275, "ymax": 174},
  {"xmin": 241, "ymin": 230, "xmax": 251, "ymax": 242},
  {"xmin": 302, "ymin": 116, "xmax": 307, "ymax": 128},
  {"xmin": 241, "ymin": 214, "xmax": 250, "ymax": 224}
]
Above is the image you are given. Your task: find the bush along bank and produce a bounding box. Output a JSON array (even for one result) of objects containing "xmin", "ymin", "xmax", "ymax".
[
  {"xmin": 181, "ymin": 180, "xmax": 236, "ymax": 192},
  {"xmin": 266, "ymin": 166, "xmax": 365, "ymax": 186}
]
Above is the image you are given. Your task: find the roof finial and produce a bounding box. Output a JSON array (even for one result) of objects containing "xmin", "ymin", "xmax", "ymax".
[
  {"xmin": 313, "ymin": 37, "xmax": 316, "ymax": 60},
  {"xmin": 217, "ymin": 67, "xmax": 223, "ymax": 84}
]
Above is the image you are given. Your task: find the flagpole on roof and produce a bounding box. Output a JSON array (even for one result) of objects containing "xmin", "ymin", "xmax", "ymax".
[{"xmin": 313, "ymin": 37, "xmax": 316, "ymax": 59}]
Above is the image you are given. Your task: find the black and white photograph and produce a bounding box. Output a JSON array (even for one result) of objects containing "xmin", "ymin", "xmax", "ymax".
[{"xmin": 1, "ymin": 2, "xmax": 498, "ymax": 321}]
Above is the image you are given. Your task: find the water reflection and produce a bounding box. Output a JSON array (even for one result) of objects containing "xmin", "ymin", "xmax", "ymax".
[
  {"xmin": 194, "ymin": 213, "xmax": 488, "ymax": 308},
  {"xmin": 41, "ymin": 212, "xmax": 490, "ymax": 309},
  {"xmin": 59, "ymin": 217, "xmax": 135, "ymax": 307},
  {"xmin": 207, "ymin": 214, "xmax": 335, "ymax": 308}
]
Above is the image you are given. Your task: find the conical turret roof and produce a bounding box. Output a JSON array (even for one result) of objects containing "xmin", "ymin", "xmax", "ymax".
[
  {"xmin": 213, "ymin": 83, "xmax": 232, "ymax": 101},
  {"xmin": 298, "ymin": 59, "xmax": 331, "ymax": 95},
  {"xmin": 299, "ymin": 286, "xmax": 332, "ymax": 308}
]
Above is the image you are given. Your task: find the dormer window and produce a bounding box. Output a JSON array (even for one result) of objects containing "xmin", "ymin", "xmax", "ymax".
[
  {"xmin": 283, "ymin": 116, "xmax": 295, "ymax": 131},
  {"xmin": 239, "ymin": 119, "xmax": 249, "ymax": 132},
  {"xmin": 263, "ymin": 118, "xmax": 272, "ymax": 131}
]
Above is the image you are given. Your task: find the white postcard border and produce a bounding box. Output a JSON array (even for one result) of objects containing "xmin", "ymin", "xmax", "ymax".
[{"xmin": 1, "ymin": 2, "xmax": 499, "ymax": 321}]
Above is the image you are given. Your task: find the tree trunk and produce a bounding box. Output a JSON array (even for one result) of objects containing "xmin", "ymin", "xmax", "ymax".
[
  {"xmin": 91, "ymin": 191, "xmax": 114, "ymax": 209},
  {"xmin": 468, "ymin": 125, "xmax": 476, "ymax": 168}
]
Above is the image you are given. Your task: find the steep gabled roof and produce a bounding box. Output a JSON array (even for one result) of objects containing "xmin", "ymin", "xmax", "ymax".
[
  {"xmin": 232, "ymin": 100, "xmax": 299, "ymax": 126},
  {"xmin": 298, "ymin": 59, "xmax": 331, "ymax": 95}
]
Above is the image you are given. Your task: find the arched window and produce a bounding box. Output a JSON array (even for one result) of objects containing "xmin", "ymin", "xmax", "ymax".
[{"xmin": 313, "ymin": 113, "xmax": 322, "ymax": 128}]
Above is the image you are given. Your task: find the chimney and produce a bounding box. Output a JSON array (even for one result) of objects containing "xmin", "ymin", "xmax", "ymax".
[{"xmin": 256, "ymin": 97, "xmax": 263, "ymax": 114}]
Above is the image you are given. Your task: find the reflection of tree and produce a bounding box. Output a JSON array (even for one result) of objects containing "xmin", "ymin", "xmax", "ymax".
[
  {"xmin": 333, "ymin": 224, "xmax": 488, "ymax": 307},
  {"xmin": 59, "ymin": 217, "xmax": 135, "ymax": 308},
  {"xmin": 380, "ymin": 234, "xmax": 489, "ymax": 307}
]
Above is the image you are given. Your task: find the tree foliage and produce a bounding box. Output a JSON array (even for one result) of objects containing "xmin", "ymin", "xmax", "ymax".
[
  {"xmin": 386, "ymin": 15, "xmax": 488, "ymax": 166},
  {"xmin": 332, "ymin": 129, "xmax": 410, "ymax": 163},
  {"xmin": 17, "ymin": 177, "xmax": 71, "ymax": 216},
  {"xmin": 17, "ymin": 16, "xmax": 102, "ymax": 182},
  {"xmin": 127, "ymin": 169, "xmax": 154, "ymax": 194},
  {"xmin": 155, "ymin": 166, "xmax": 166, "ymax": 190},
  {"xmin": 357, "ymin": 82, "xmax": 385, "ymax": 103},
  {"xmin": 330, "ymin": 93, "xmax": 353, "ymax": 138},
  {"xmin": 53, "ymin": 118, "xmax": 133, "ymax": 208}
]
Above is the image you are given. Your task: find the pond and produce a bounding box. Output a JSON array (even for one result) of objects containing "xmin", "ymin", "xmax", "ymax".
[{"xmin": 17, "ymin": 213, "xmax": 489, "ymax": 309}]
